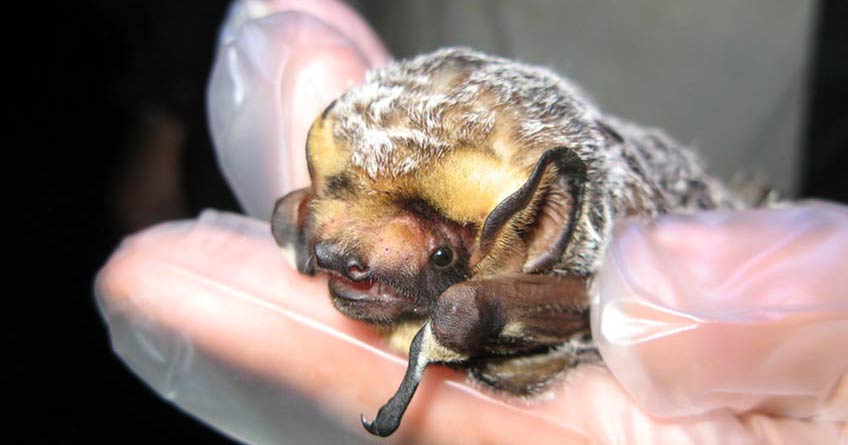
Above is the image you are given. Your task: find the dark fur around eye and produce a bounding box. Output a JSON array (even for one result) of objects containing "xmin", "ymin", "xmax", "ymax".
[
  {"xmin": 401, "ymin": 198, "xmax": 477, "ymax": 242},
  {"xmin": 401, "ymin": 198, "xmax": 442, "ymax": 221},
  {"xmin": 414, "ymin": 258, "xmax": 468, "ymax": 311}
]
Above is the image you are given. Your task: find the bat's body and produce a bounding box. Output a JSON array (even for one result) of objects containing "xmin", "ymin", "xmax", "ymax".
[{"xmin": 272, "ymin": 48, "xmax": 745, "ymax": 436}]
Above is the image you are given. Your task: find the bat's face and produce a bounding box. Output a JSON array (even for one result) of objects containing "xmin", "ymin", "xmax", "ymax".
[
  {"xmin": 272, "ymin": 48, "xmax": 604, "ymax": 349},
  {"xmin": 273, "ymin": 110, "xmax": 533, "ymax": 327}
]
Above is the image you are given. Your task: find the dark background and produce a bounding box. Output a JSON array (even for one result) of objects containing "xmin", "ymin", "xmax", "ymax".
[{"xmin": 13, "ymin": 0, "xmax": 846, "ymax": 443}]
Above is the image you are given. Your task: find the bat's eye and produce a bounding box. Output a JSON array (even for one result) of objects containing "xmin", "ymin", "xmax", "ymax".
[{"xmin": 430, "ymin": 246, "xmax": 455, "ymax": 269}]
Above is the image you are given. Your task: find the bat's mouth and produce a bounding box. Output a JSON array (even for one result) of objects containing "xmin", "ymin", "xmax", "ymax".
[
  {"xmin": 328, "ymin": 275, "xmax": 407, "ymax": 303},
  {"xmin": 327, "ymin": 275, "xmax": 419, "ymax": 322}
]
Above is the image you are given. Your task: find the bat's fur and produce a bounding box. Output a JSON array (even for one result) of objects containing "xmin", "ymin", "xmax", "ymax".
[
  {"xmin": 275, "ymin": 47, "xmax": 747, "ymax": 401},
  {"xmin": 327, "ymin": 48, "xmax": 742, "ymax": 276}
]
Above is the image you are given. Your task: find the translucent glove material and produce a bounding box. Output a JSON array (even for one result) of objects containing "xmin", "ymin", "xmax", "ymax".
[
  {"xmin": 592, "ymin": 202, "xmax": 848, "ymax": 422},
  {"xmin": 96, "ymin": 206, "xmax": 848, "ymax": 444},
  {"xmin": 207, "ymin": 0, "xmax": 389, "ymax": 219},
  {"xmin": 96, "ymin": 212, "xmax": 372, "ymax": 444}
]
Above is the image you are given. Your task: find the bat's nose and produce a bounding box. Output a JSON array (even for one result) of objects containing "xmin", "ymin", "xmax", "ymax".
[{"xmin": 314, "ymin": 242, "xmax": 371, "ymax": 281}]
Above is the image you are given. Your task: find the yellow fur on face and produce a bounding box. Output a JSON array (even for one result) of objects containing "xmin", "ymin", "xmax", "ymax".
[
  {"xmin": 307, "ymin": 110, "xmax": 530, "ymax": 231},
  {"xmin": 415, "ymin": 150, "xmax": 527, "ymax": 224}
]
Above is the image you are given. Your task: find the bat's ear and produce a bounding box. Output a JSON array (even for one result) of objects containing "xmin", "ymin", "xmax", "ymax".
[
  {"xmin": 271, "ymin": 188, "xmax": 316, "ymax": 275},
  {"xmin": 477, "ymin": 147, "xmax": 586, "ymax": 274}
]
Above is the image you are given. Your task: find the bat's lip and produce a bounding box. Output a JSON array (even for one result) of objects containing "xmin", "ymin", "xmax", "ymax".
[
  {"xmin": 328, "ymin": 275, "xmax": 419, "ymax": 322},
  {"xmin": 328, "ymin": 276, "xmax": 408, "ymax": 304}
]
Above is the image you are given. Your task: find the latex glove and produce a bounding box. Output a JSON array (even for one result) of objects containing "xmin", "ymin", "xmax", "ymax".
[
  {"xmin": 207, "ymin": 0, "xmax": 389, "ymax": 219},
  {"xmin": 593, "ymin": 204, "xmax": 848, "ymax": 423},
  {"xmin": 96, "ymin": 1, "xmax": 848, "ymax": 443}
]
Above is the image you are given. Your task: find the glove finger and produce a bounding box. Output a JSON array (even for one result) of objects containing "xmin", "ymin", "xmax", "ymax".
[
  {"xmin": 208, "ymin": 0, "xmax": 390, "ymax": 219},
  {"xmin": 593, "ymin": 202, "xmax": 848, "ymax": 420}
]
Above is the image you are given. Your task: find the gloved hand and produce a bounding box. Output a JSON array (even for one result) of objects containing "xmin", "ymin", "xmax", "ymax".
[{"xmin": 96, "ymin": 1, "xmax": 848, "ymax": 443}]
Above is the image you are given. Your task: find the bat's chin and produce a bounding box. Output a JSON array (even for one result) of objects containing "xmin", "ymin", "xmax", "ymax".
[{"xmin": 328, "ymin": 276, "xmax": 420, "ymax": 323}]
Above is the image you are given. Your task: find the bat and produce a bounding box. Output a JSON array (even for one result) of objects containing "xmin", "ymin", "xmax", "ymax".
[{"xmin": 271, "ymin": 48, "xmax": 746, "ymax": 437}]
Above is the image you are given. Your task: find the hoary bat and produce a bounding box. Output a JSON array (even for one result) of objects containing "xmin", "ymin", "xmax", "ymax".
[{"xmin": 272, "ymin": 48, "xmax": 745, "ymax": 437}]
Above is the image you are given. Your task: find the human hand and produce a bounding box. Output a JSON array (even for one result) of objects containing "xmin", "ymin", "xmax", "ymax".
[{"xmin": 96, "ymin": 1, "xmax": 847, "ymax": 443}]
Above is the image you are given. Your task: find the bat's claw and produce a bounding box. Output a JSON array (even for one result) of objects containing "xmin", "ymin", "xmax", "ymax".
[
  {"xmin": 360, "ymin": 413, "xmax": 375, "ymax": 434},
  {"xmin": 361, "ymin": 325, "xmax": 435, "ymax": 437},
  {"xmin": 361, "ymin": 411, "xmax": 396, "ymax": 437}
]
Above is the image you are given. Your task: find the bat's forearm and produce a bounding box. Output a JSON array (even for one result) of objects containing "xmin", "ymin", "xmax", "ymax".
[{"xmin": 430, "ymin": 274, "xmax": 590, "ymax": 357}]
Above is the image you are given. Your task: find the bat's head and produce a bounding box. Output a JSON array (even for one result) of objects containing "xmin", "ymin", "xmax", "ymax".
[{"xmin": 272, "ymin": 48, "xmax": 603, "ymax": 330}]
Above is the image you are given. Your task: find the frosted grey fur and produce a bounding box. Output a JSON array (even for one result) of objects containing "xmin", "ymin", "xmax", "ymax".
[{"xmin": 326, "ymin": 48, "xmax": 743, "ymax": 275}]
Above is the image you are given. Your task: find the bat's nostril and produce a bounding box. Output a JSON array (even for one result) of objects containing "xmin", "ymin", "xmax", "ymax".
[{"xmin": 346, "ymin": 258, "xmax": 371, "ymax": 281}]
